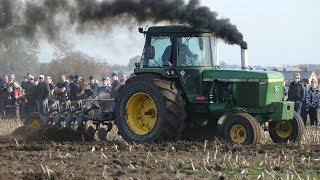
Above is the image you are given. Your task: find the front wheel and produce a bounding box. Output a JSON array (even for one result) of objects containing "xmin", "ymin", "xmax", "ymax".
[
  {"xmin": 223, "ymin": 113, "xmax": 261, "ymax": 144},
  {"xmin": 268, "ymin": 111, "xmax": 304, "ymax": 143}
]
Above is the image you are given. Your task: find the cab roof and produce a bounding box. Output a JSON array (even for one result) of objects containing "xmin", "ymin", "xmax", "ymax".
[{"xmin": 142, "ymin": 25, "xmax": 213, "ymax": 35}]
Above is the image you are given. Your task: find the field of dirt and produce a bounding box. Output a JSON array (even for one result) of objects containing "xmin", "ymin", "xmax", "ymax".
[{"xmin": 1, "ymin": 119, "xmax": 320, "ymax": 179}]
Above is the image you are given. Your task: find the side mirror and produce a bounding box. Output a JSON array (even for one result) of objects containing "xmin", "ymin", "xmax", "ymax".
[
  {"xmin": 144, "ymin": 46, "xmax": 155, "ymax": 60},
  {"xmin": 138, "ymin": 27, "xmax": 143, "ymax": 33},
  {"xmin": 135, "ymin": 62, "xmax": 140, "ymax": 68}
]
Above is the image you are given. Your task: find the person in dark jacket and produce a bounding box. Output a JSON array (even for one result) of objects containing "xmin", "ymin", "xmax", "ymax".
[
  {"xmin": 288, "ymin": 73, "xmax": 305, "ymax": 114},
  {"xmin": 23, "ymin": 76, "xmax": 37, "ymax": 118},
  {"xmin": 68, "ymin": 75, "xmax": 80, "ymax": 101},
  {"xmin": 45, "ymin": 76, "xmax": 55, "ymax": 104},
  {"xmin": 54, "ymin": 75, "xmax": 69, "ymax": 102},
  {"xmin": 301, "ymin": 79, "xmax": 310, "ymax": 125},
  {"xmin": 88, "ymin": 76, "xmax": 98, "ymax": 97},
  {"xmin": 3, "ymin": 83, "xmax": 17, "ymax": 119},
  {"xmin": 0, "ymin": 76, "xmax": 5, "ymax": 90},
  {"xmin": 36, "ymin": 75, "xmax": 50, "ymax": 114},
  {"xmin": 306, "ymin": 79, "xmax": 320, "ymax": 126},
  {"xmin": 110, "ymin": 73, "xmax": 119, "ymax": 99},
  {"xmin": 0, "ymin": 75, "xmax": 6, "ymax": 118},
  {"xmin": 21, "ymin": 73, "xmax": 32, "ymax": 90}
]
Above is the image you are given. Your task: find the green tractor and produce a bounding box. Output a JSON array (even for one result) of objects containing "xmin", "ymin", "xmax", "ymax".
[{"xmin": 115, "ymin": 25, "xmax": 304, "ymax": 144}]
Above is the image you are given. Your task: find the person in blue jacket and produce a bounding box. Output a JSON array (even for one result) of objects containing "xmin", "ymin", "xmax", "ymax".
[{"xmin": 306, "ymin": 79, "xmax": 320, "ymax": 126}]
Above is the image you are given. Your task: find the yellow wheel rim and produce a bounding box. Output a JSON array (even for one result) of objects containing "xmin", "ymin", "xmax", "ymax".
[
  {"xmin": 275, "ymin": 121, "xmax": 292, "ymax": 138},
  {"xmin": 125, "ymin": 92, "xmax": 157, "ymax": 135},
  {"xmin": 230, "ymin": 124, "xmax": 247, "ymax": 143},
  {"xmin": 27, "ymin": 119, "xmax": 41, "ymax": 129}
]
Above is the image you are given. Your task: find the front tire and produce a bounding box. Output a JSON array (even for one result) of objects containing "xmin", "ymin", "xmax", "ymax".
[
  {"xmin": 269, "ymin": 111, "xmax": 304, "ymax": 143},
  {"xmin": 224, "ymin": 113, "xmax": 261, "ymax": 144},
  {"xmin": 115, "ymin": 75, "xmax": 186, "ymax": 142}
]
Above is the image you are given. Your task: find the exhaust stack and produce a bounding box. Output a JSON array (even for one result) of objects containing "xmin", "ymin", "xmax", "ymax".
[{"xmin": 241, "ymin": 48, "xmax": 248, "ymax": 69}]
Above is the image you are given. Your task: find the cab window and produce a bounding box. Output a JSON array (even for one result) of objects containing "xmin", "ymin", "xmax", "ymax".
[
  {"xmin": 142, "ymin": 36, "xmax": 171, "ymax": 67},
  {"xmin": 177, "ymin": 36, "xmax": 212, "ymax": 67}
]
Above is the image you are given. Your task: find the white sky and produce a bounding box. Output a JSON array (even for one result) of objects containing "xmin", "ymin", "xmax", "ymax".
[{"xmin": 38, "ymin": 0, "xmax": 320, "ymax": 66}]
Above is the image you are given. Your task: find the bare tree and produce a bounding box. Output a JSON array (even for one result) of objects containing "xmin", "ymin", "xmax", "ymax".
[
  {"xmin": 47, "ymin": 52, "xmax": 98, "ymax": 82},
  {"xmin": 0, "ymin": 27, "xmax": 39, "ymax": 82}
]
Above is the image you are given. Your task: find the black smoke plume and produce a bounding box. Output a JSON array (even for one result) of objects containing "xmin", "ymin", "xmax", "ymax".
[
  {"xmin": 0, "ymin": 0, "xmax": 247, "ymax": 49},
  {"xmin": 0, "ymin": 0, "xmax": 12, "ymax": 29}
]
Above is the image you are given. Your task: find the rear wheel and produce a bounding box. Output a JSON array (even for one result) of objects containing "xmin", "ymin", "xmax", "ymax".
[
  {"xmin": 224, "ymin": 113, "xmax": 261, "ymax": 144},
  {"xmin": 269, "ymin": 111, "xmax": 304, "ymax": 143},
  {"xmin": 115, "ymin": 75, "xmax": 186, "ymax": 142},
  {"xmin": 25, "ymin": 112, "xmax": 42, "ymax": 129}
]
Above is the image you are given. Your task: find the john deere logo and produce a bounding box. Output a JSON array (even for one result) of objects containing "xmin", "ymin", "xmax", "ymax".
[{"xmin": 274, "ymin": 86, "xmax": 280, "ymax": 93}]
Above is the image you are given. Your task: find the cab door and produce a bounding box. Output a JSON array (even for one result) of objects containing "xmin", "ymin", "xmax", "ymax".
[{"xmin": 175, "ymin": 36, "xmax": 212, "ymax": 99}]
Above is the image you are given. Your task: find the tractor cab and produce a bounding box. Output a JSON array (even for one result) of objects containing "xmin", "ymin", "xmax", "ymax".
[{"xmin": 136, "ymin": 26, "xmax": 217, "ymax": 99}]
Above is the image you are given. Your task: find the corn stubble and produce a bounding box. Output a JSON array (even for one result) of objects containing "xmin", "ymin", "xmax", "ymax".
[{"xmin": 0, "ymin": 118, "xmax": 320, "ymax": 179}]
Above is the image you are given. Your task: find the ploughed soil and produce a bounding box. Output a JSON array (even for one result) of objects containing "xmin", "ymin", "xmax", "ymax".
[{"xmin": 1, "ymin": 125, "xmax": 320, "ymax": 179}]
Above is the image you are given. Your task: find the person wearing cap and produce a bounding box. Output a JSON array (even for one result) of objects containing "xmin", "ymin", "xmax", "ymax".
[
  {"xmin": 35, "ymin": 75, "xmax": 50, "ymax": 114},
  {"xmin": 288, "ymin": 73, "xmax": 305, "ymax": 115},
  {"xmin": 98, "ymin": 76, "xmax": 111, "ymax": 99}
]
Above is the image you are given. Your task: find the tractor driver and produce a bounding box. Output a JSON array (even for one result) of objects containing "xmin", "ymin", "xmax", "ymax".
[
  {"xmin": 162, "ymin": 37, "xmax": 198, "ymax": 66},
  {"xmin": 161, "ymin": 37, "xmax": 174, "ymax": 66},
  {"xmin": 177, "ymin": 37, "xmax": 198, "ymax": 66}
]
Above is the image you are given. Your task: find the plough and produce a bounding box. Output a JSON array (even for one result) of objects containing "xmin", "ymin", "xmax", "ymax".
[{"xmin": 24, "ymin": 99, "xmax": 115, "ymax": 140}]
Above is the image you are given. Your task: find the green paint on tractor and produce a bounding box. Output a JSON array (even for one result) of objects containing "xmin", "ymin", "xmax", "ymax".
[{"xmin": 115, "ymin": 25, "xmax": 304, "ymax": 144}]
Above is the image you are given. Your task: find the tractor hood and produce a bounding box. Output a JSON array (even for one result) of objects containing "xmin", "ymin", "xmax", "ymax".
[{"xmin": 202, "ymin": 69, "xmax": 284, "ymax": 83}]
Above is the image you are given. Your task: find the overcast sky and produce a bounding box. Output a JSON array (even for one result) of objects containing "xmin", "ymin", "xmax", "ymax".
[{"xmin": 39, "ymin": 0, "xmax": 320, "ymax": 67}]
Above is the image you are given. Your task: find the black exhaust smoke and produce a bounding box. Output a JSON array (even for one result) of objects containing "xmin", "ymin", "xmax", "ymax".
[
  {"xmin": 0, "ymin": 0, "xmax": 247, "ymax": 49},
  {"xmin": 0, "ymin": 0, "xmax": 12, "ymax": 28}
]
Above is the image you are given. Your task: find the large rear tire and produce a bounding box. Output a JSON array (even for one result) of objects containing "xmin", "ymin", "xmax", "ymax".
[
  {"xmin": 115, "ymin": 74, "xmax": 186, "ymax": 142},
  {"xmin": 223, "ymin": 113, "xmax": 261, "ymax": 144},
  {"xmin": 269, "ymin": 111, "xmax": 304, "ymax": 143}
]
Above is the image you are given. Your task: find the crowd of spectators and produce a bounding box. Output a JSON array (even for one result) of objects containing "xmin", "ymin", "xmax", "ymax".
[
  {"xmin": 286, "ymin": 73, "xmax": 320, "ymax": 126},
  {"xmin": 0, "ymin": 72, "xmax": 127, "ymax": 121}
]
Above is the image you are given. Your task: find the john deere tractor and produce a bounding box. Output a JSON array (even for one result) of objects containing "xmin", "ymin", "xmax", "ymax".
[{"xmin": 115, "ymin": 26, "xmax": 304, "ymax": 144}]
